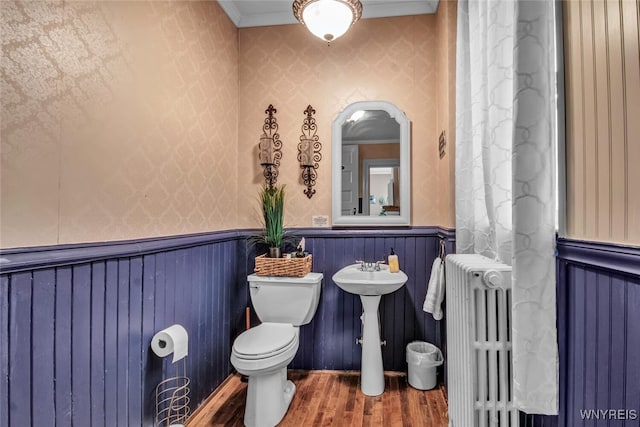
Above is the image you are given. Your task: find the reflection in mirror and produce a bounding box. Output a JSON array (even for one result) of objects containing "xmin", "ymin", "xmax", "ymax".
[
  {"xmin": 332, "ymin": 101, "xmax": 410, "ymax": 226},
  {"xmin": 362, "ymin": 161, "xmax": 399, "ymax": 216}
]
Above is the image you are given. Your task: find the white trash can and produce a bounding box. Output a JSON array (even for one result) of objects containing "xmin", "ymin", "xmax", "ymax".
[{"xmin": 406, "ymin": 341, "xmax": 443, "ymax": 390}]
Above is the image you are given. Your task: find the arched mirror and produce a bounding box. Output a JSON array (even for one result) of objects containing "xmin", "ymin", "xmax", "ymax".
[{"xmin": 332, "ymin": 101, "xmax": 411, "ymax": 226}]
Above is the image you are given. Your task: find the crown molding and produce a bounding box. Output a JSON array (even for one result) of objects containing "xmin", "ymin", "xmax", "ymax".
[{"xmin": 218, "ymin": 0, "xmax": 439, "ymax": 29}]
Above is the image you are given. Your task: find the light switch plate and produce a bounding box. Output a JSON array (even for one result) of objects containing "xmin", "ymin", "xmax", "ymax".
[{"xmin": 312, "ymin": 215, "xmax": 329, "ymax": 227}]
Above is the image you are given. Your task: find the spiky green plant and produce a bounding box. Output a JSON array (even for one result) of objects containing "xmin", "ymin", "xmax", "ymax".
[
  {"xmin": 250, "ymin": 185, "xmax": 287, "ymax": 252},
  {"xmin": 259, "ymin": 184, "xmax": 286, "ymax": 249}
]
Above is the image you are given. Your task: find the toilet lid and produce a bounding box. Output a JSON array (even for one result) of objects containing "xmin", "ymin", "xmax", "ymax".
[{"xmin": 233, "ymin": 323, "xmax": 297, "ymax": 359}]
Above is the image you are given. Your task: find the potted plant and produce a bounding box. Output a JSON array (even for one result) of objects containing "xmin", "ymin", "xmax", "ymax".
[{"xmin": 257, "ymin": 184, "xmax": 286, "ymax": 258}]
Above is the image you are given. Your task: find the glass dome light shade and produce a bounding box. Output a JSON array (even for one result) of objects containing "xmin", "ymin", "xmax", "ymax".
[{"xmin": 293, "ymin": 0, "xmax": 362, "ymax": 43}]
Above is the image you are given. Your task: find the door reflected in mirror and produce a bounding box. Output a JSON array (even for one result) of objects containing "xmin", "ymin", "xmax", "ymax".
[
  {"xmin": 332, "ymin": 101, "xmax": 410, "ymax": 226},
  {"xmin": 364, "ymin": 163, "xmax": 399, "ymax": 216}
]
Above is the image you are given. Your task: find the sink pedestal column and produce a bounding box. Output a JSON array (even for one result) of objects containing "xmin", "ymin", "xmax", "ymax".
[{"xmin": 360, "ymin": 295, "xmax": 384, "ymax": 396}]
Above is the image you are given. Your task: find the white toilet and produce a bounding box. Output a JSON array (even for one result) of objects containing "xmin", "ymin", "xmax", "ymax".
[{"xmin": 230, "ymin": 272, "xmax": 323, "ymax": 427}]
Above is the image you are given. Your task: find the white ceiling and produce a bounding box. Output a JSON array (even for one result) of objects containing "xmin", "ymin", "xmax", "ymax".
[{"xmin": 218, "ymin": 0, "xmax": 440, "ymax": 28}]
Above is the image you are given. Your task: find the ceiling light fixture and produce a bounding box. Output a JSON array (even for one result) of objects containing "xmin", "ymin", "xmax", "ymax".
[
  {"xmin": 293, "ymin": 0, "xmax": 363, "ymax": 43},
  {"xmin": 347, "ymin": 110, "xmax": 365, "ymax": 122}
]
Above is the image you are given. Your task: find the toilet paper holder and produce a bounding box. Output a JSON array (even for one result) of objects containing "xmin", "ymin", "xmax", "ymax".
[{"xmin": 155, "ymin": 358, "xmax": 191, "ymax": 427}]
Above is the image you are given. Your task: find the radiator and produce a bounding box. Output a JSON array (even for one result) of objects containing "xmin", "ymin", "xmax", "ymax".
[{"xmin": 445, "ymin": 254, "xmax": 519, "ymax": 427}]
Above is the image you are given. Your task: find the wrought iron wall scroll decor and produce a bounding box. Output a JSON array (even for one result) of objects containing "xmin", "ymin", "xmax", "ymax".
[
  {"xmin": 258, "ymin": 104, "xmax": 282, "ymax": 187},
  {"xmin": 297, "ymin": 105, "xmax": 321, "ymax": 199}
]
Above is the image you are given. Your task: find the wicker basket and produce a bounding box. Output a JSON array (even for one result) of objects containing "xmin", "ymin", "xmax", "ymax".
[{"xmin": 254, "ymin": 254, "xmax": 312, "ymax": 277}]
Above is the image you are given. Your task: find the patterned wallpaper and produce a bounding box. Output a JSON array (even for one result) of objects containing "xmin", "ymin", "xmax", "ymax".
[
  {"xmin": 435, "ymin": 0, "xmax": 457, "ymax": 228},
  {"xmin": 1, "ymin": 1, "xmax": 459, "ymax": 247},
  {"xmin": 236, "ymin": 14, "xmax": 442, "ymax": 228},
  {"xmin": 1, "ymin": 1, "xmax": 239, "ymax": 248}
]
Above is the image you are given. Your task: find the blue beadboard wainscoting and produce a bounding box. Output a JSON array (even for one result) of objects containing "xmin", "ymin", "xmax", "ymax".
[
  {"xmin": 521, "ymin": 238, "xmax": 640, "ymax": 427},
  {"xmin": 0, "ymin": 231, "xmax": 247, "ymax": 427},
  {"xmin": 0, "ymin": 227, "xmax": 453, "ymax": 427},
  {"xmin": 3, "ymin": 230, "xmax": 636, "ymax": 427},
  {"xmin": 556, "ymin": 238, "xmax": 640, "ymax": 427},
  {"xmin": 271, "ymin": 228, "xmax": 455, "ymax": 372}
]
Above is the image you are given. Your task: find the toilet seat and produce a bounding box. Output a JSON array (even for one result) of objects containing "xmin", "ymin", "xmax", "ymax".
[{"xmin": 232, "ymin": 323, "xmax": 298, "ymax": 360}]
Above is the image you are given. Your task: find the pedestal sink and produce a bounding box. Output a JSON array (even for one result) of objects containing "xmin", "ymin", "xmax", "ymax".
[{"xmin": 332, "ymin": 264, "xmax": 408, "ymax": 396}]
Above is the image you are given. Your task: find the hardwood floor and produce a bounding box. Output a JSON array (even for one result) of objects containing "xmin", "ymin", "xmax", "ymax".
[{"xmin": 187, "ymin": 370, "xmax": 449, "ymax": 426}]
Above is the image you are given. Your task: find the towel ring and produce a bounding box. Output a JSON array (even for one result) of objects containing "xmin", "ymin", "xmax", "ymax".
[{"xmin": 438, "ymin": 239, "xmax": 446, "ymax": 261}]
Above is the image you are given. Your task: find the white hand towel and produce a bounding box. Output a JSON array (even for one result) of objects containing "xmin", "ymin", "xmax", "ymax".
[{"xmin": 423, "ymin": 257, "xmax": 445, "ymax": 320}]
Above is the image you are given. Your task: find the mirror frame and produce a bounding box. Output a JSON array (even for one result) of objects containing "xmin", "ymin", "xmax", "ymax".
[{"xmin": 331, "ymin": 101, "xmax": 411, "ymax": 226}]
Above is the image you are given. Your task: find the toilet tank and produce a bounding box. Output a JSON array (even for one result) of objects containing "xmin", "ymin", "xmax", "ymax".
[{"xmin": 248, "ymin": 272, "xmax": 323, "ymax": 325}]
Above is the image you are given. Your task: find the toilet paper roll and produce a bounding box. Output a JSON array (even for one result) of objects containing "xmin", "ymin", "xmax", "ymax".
[{"xmin": 151, "ymin": 324, "xmax": 188, "ymax": 363}]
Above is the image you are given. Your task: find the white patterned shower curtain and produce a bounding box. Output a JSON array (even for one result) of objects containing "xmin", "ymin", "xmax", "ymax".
[{"xmin": 455, "ymin": 0, "xmax": 559, "ymax": 415}]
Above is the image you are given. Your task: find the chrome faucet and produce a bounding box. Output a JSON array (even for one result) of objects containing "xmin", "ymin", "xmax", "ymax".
[{"xmin": 355, "ymin": 260, "xmax": 386, "ymax": 271}]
